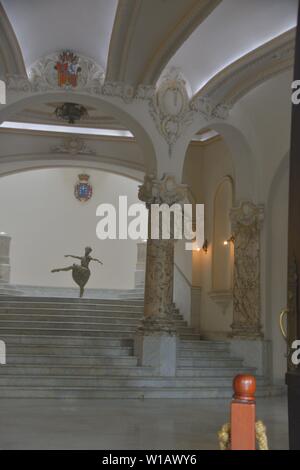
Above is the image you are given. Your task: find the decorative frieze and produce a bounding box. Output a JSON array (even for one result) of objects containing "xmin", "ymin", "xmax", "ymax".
[
  {"xmin": 50, "ymin": 137, "xmax": 96, "ymax": 156},
  {"xmin": 149, "ymin": 67, "xmax": 194, "ymax": 156},
  {"xmin": 230, "ymin": 201, "xmax": 264, "ymax": 338},
  {"xmin": 138, "ymin": 173, "xmax": 189, "ymax": 207}
]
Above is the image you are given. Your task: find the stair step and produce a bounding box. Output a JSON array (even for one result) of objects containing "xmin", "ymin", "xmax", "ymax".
[
  {"xmin": 0, "ymin": 297, "xmax": 144, "ymax": 306},
  {"xmin": 0, "ymin": 314, "xmax": 141, "ymax": 324},
  {"xmin": 0, "ymin": 328, "xmax": 135, "ymax": 337},
  {"xmin": 0, "ymin": 305, "xmax": 144, "ymax": 313},
  {"xmin": 180, "ymin": 340, "xmax": 230, "ymax": 351},
  {"xmin": 0, "ymin": 385, "xmax": 282, "ymax": 399},
  {"xmin": 0, "ymin": 364, "xmax": 155, "ymax": 377},
  {"xmin": 0, "ymin": 375, "xmax": 264, "ymax": 388},
  {"xmin": 0, "ymin": 320, "xmax": 137, "ymax": 331},
  {"xmin": 177, "ymin": 367, "xmax": 256, "ymax": 377},
  {"xmin": 6, "ymin": 345, "xmax": 134, "ymax": 356},
  {"xmin": 7, "ymin": 355, "xmax": 138, "ymax": 366},
  {"xmin": 0, "ymin": 334, "xmax": 133, "ymax": 348},
  {"xmin": 179, "ymin": 357, "xmax": 244, "ymax": 367},
  {"xmin": 179, "ymin": 350, "xmax": 232, "ymax": 358}
]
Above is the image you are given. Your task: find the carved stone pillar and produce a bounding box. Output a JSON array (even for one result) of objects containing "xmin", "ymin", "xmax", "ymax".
[
  {"xmin": 0, "ymin": 232, "xmax": 11, "ymax": 283},
  {"xmin": 230, "ymin": 201, "xmax": 264, "ymax": 338},
  {"xmin": 134, "ymin": 241, "xmax": 146, "ymax": 289},
  {"xmin": 134, "ymin": 174, "xmax": 188, "ymax": 376}
]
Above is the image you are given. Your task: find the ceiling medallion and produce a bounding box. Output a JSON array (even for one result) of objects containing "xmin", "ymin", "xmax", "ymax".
[
  {"xmin": 55, "ymin": 102, "xmax": 88, "ymax": 124},
  {"xmin": 74, "ymin": 174, "xmax": 93, "ymax": 202},
  {"xmin": 55, "ymin": 51, "xmax": 81, "ymax": 88}
]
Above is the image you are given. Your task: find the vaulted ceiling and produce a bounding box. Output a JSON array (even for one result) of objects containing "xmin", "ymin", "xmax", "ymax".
[{"xmin": 0, "ymin": 0, "xmax": 298, "ymax": 99}]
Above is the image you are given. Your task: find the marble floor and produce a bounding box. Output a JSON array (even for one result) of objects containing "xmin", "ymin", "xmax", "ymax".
[{"xmin": 0, "ymin": 396, "xmax": 288, "ymax": 450}]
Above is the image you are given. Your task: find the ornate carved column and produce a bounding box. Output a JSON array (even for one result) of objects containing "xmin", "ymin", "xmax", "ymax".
[
  {"xmin": 134, "ymin": 241, "xmax": 146, "ymax": 289},
  {"xmin": 0, "ymin": 232, "xmax": 11, "ymax": 283},
  {"xmin": 230, "ymin": 201, "xmax": 264, "ymax": 338},
  {"xmin": 134, "ymin": 174, "xmax": 188, "ymax": 376}
]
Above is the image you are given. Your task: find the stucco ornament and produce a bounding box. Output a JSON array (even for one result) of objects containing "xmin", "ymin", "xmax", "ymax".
[
  {"xmin": 230, "ymin": 201, "xmax": 264, "ymax": 338},
  {"xmin": 50, "ymin": 137, "xmax": 96, "ymax": 156},
  {"xmin": 28, "ymin": 52, "xmax": 105, "ymax": 92},
  {"xmin": 6, "ymin": 52, "xmax": 156, "ymax": 105},
  {"xmin": 138, "ymin": 173, "xmax": 189, "ymax": 207},
  {"xmin": 190, "ymin": 95, "xmax": 231, "ymax": 120},
  {"xmin": 149, "ymin": 67, "xmax": 194, "ymax": 156}
]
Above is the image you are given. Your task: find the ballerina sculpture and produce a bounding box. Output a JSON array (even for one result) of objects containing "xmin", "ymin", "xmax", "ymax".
[{"xmin": 51, "ymin": 247, "xmax": 103, "ymax": 298}]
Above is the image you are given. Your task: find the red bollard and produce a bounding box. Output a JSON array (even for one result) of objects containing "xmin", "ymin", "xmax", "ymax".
[{"xmin": 230, "ymin": 374, "xmax": 256, "ymax": 450}]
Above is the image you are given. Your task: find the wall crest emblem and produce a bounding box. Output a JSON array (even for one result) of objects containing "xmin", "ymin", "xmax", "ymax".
[
  {"xmin": 55, "ymin": 51, "xmax": 81, "ymax": 88},
  {"xmin": 74, "ymin": 174, "xmax": 93, "ymax": 202}
]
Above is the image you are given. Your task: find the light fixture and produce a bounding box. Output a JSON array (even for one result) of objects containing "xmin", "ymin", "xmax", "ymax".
[
  {"xmin": 193, "ymin": 239, "xmax": 208, "ymax": 253},
  {"xmin": 224, "ymin": 235, "xmax": 235, "ymax": 246},
  {"xmin": 55, "ymin": 102, "xmax": 88, "ymax": 124},
  {"xmin": 202, "ymin": 239, "xmax": 208, "ymax": 253},
  {"xmin": 0, "ymin": 121, "xmax": 134, "ymax": 138}
]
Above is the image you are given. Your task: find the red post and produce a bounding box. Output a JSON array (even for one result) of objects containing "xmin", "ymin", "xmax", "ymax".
[{"xmin": 230, "ymin": 374, "xmax": 256, "ymax": 450}]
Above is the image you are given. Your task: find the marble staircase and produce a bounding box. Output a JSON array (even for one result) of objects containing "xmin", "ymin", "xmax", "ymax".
[
  {"xmin": 0, "ymin": 280, "xmax": 23, "ymax": 296},
  {"xmin": 0, "ymin": 295, "xmax": 280, "ymax": 398}
]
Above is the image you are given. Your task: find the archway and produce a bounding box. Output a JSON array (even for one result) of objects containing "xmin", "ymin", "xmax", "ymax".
[
  {"xmin": 0, "ymin": 91, "xmax": 157, "ymax": 175},
  {"xmin": 0, "ymin": 166, "xmax": 143, "ymax": 294}
]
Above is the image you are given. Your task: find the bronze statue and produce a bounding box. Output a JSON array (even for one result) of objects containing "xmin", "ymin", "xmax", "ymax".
[{"xmin": 51, "ymin": 247, "xmax": 103, "ymax": 297}]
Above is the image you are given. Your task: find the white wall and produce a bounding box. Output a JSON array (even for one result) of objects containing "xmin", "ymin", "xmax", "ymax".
[{"xmin": 0, "ymin": 168, "xmax": 141, "ymax": 289}]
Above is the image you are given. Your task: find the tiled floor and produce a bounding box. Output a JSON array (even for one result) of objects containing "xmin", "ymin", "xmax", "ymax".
[{"xmin": 0, "ymin": 396, "xmax": 288, "ymax": 449}]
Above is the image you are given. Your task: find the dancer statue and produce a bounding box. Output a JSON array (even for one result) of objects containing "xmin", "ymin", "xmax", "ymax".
[{"xmin": 51, "ymin": 247, "xmax": 103, "ymax": 298}]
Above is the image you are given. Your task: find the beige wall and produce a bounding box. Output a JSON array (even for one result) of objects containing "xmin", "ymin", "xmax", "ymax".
[
  {"xmin": 266, "ymin": 158, "xmax": 289, "ymax": 381},
  {"xmin": 0, "ymin": 168, "xmax": 140, "ymax": 289},
  {"xmin": 183, "ymin": 139, "xmax": 234, "ymax": 337}
]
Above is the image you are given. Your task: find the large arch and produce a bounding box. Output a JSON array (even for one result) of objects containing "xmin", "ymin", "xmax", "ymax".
[
  {"xmin": 0, "ymin": 153, "xmax": 144, "ymax": 183},
  {"xmin": 0, "ymin": 90, "xmax": 157, "ymax": 175},
  {"xmin": 0, "ymin": 4, "xmax": 26, "ymax": 77},
  {"xmin": 178, "ymin": 117, "xmax": 256, "ymax": 202}
]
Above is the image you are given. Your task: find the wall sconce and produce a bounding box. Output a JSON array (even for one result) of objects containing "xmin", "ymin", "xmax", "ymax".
[
  {"xmin": 223, "ymin": 235, "xmax": 235, "ymax": 246},
  {"xmin": 193, "ymin": 239, "xmax": 208, "ymax": 253}
]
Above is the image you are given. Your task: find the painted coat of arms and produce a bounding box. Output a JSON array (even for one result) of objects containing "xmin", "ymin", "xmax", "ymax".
[
  {"xmin": 74, "ymin": 174, "xmax": 93, "ymax": 202},
  {"xmin": 55, "ymin": 51, "xmax": 81, "ymax": 88}
]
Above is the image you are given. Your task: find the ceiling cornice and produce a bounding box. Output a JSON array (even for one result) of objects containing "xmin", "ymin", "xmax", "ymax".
[
  {"xmin": 192, "ymin": 27, "xmax": 295, "ymax": 109},
  {"xmin": 0, "ymin": 3, "xmax": 26, "ymax": 77}
]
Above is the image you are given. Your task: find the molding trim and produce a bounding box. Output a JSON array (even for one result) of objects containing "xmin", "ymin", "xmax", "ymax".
[
  {"xmin": 105, "ymin": 0, "xmax": 141, "ymax": 83},
  {"xmin": 6, "ymin": 52, "xmax": 155, "ymax": 105},
  {"xmin": 50, "ymin": 137, "xmax": 96, "ymax": 156},
  {"xmin": 105, "ymin": 0, "xmax": 221, "ymax": 86},
  {"xmin": 0, "ymin": 4, "xmax": 26, "ymax": 77},
  {"xmin": 0, "ymin": 151, "xmax": 145, "ymax": 180},
  {"xmin": 139, "ymin": 0, "xmax": 222, "ymax": 85},
  {"xmin": 192, "ymin": 28, "xmax": 295, "ymax": 111}
]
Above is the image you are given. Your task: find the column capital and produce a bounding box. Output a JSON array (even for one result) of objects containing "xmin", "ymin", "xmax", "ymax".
[
  {"xmin": 138, "ymin": 174, "xmax": 189, "ymax": 207},
  {"xmin": 230, "ymin": 201, "xmax": 264, "ymax": 233}
]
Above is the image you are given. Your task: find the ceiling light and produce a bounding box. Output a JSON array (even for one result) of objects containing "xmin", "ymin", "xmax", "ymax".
[
  {"xmin": 0, "ymin": 121, "xmax": 134, "ymax": 138},
  {"xmin": 54, "ymin": 102, "xmax": 88, "ymax": 124}
]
